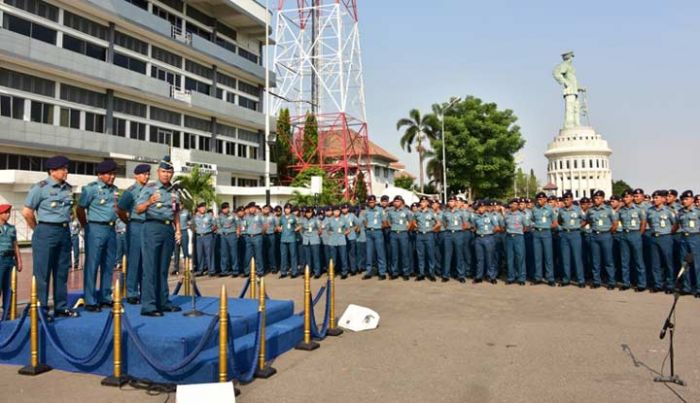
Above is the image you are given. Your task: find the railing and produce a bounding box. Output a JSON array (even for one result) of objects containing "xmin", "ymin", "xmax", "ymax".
[
  {"xmin": 171, "ymin": 25, "xmax": 192, "ymax": 45},
  {"xmin": 170, "ymin": 86, "xmax": 192, "ymax": 105}
]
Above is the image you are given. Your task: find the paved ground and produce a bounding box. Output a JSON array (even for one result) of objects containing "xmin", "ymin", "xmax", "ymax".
[{"xmin": 2, "ymin": 269, "xmax": 700, "ymax": 403}]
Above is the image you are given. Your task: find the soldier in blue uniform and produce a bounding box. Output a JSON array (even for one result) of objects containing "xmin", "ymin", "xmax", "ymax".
[
  {"xmin": 22, "ymin": 156, "xmax": 78, "ymax": 318},
  {"xmin": 646, "ymin": 190, "xmax": 676, "ymax": 293},
  {"xmin": 116, "ymin": 163, "xmax": 151, "ymax": 304},
  {"xmin": 217, "ymin": 202, "xmax": 238, "ymax": 277},
  {"xmin": 115, "ymin": 218, "xmax": 127, "ymax": 269},
  {"xmin": 324, "ymin": 206, "xmax": 350, "ymax": 278},
  {"xmin": 70, "ymin": 213, "xmax": 81, "ymax": 270},
  {"xmin": 531, "ymin": 192, "xmax": 557, "ymax": 286},
  {"xmin": 261, "ymin": 205, "xmax": 278, "ymax": 274},
  {"xmin": 342, "ymin": 204, "xmax": 360, "ymax": 275},
  {"xmin": 135, "ymin": 156, "xmax": 182, "ymax": 316},
  {"xmin": 278, "ymin": 203, "xmax": 299, "ymax": 278},
  {"xmin": 579, "ymin": 197, "xmax": 593, "ymax": 281},
  {"xmin": 584, "ymin": 190, "xmax": 618, "ymax": 289},
  {"xmin": 442, "ymin": 196, "xmax": 467, "ymax": 283},
  {"xmin": 356, "ymin": 205, "xmax": 367, "ymax": 274},
  {"xmin": 300, "ymin": 207, "xmax": 322, "ymax": 277},
  {"xmin": 504, "ymin": 199, "xmax": 528, "ymax": 285},
  {"xmin": 77, "ymin": 159, "xmax": 119, "ymax": 312},
  {"xmin": 387, "ymin": 196, "xmax": 412, "ymax": 280},
  {"xmin": 472, "ymin": 201, "xmax": 502, "ymax": 283},
  {"xmin": 618, "ymin": 189, "xmax": 647, "ymax": 291},
  {"xmin": 557, "ymin": 192, "xmax": 585, "ymax": 287},
  {"xmin": 242, "ymin": 203, "xmax": 265, "ymax": 276},
  {"xmin": 676, "ymin": 190, "xmax": 699, "ymax": 296},
  {"xmin": 413, "ymin": 196, "xmax": 438, "ymax": 282},
  {"xmin": 172, "ymin": 208, "xmax": 191, "ymax": 274},
  {"xmin": 192, "ymin": 202, "xmax": 216, "ymax": 276},
  {"xmin": 431, "ymin": 200, "xmax": 445, "ymax": 278},
  {"xmin": 0, "ymin": 204, "xmax": 22, "ymax": 316},
  {"xmin": 362, "ymin": 195, "xmax": 387, "ymax": 280},
  {"xmin": 380, "ymin": 195, "xmax": 392, "ymax": 267}
]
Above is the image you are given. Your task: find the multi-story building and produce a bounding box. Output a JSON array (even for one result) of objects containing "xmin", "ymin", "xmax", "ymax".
[{"xmin": 0, "ymin": 0, "xmax": 274, "ymax": 237}]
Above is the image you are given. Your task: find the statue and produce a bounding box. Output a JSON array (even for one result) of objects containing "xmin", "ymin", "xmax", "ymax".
[{"xmin": 553, "ymin": 51, "xmax": 582, "ymax": 128}]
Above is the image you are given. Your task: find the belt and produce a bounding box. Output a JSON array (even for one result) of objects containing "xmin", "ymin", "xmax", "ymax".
[
  {"xmin": 197, "ymin": 231, "xmax": 213, "ymax": 236},
  {"xmin": 653, "ymin": 233, "xmax": 670, "ymax": 238},
  {"xmin": 477, "ymin": 233, "xmax": 493, "ymax": 238},
  {"xmin": 508, "ymin": 233, "xmax": 523, "ymax": 237},
  {"xmin": 89, "ymin": 221, "xmax": 115, "ymax": 226},
  {"xmin": 145, "ymin": 219, "xmax": 172, "ymax": 225},
  {"xmin": 561, "ymin": 228, "xmax": 579, "ymax": 232},
  {"xmin": 418, "ymin": 231, "xmax": 433, "ymax": 234},
  {"xmin": 447, "ymin": 229, "xmax": 463, "ymax": 233},
  {"xmin": 0, "ymin": 251, "xmax": 14, "ymax": 257},
  {"xmin": 366, "ymin": 228, "xmax": 381, "ymax": 231},
  {"xmin": 246, "ymin": 234, "xmax": 261, "ymax": 237},
  {"xmin": 534, "ymin": 228, "xmax": 550, "ymax": 232},
  {"xmin": 393, "ymin": 230, "xmax": 407, "ymax": 234},
  {"xmin": 623, "ymin": 229, "xmax": 639, "ymax": 233},
  {"xmin": 39, "ymin": 222, "xmax": 69, "ymax": 227},
  {"xmin": 683, "ymin": 232, "xmax": 700, "ymax": 237},
  {"xmin": 592, "ymin": 230, "xmax": 610, "ymax": 235},
  {"xmin": 130, "ymin": 219, "xmax": 145, "ymax": 224}
]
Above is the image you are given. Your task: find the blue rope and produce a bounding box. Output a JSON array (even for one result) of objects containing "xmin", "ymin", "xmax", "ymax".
[
  {"xmin": 227, "ymin": 310, "xmax": 262, "ymax": 383},
  {"xmin": 294, "ymin": 285, "xmax": 326, "ymax": 316},
  {"xmin": 37, "ymin": 308, "xmax": 113, "ymax": 365},
  {"xmin": 122, "ymin": 310, "xmax": 219, "ymax": 373},
  {"xmin": 0, "ymin": 305, "xmax": 29, "ymax": 350},
  {"xmin": 238, "ymin": 278, "xmax": 250, "ymax": 299},
  {"xmin": 310, "ymin": 280, "xmax": 331, "ymax": 340},
  {"xmin": 171, "ymin": 280, "xmax": 183, "ymax": 296}
]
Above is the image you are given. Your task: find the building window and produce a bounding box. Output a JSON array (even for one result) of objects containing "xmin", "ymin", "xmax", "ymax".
[
  {"xmin": 113, "ymin": 117, "xmax": 127, "ymax": 137},
  {"xmin": 0, "ymin": 95, "xmax": 25, "ymax": 119},
  {"xmin": 60, "ymin": 84, "xmax": 106, "ymax": 108},
  {"xmin": 198, "ymin": 136, "xmax": 210, "ymax": 151},
  {"xmin": 123, "ymin": 0, "xmax": 148, "ymax": 10},
  {"xmin": 150, "ymin": 106, "xmax": 181, "ymax": 125},
  {"xmin": 582, "ymin": 159, "xmax": 586, "ymax": 168},
  {"xmin": 85, "ymin": 112, "xmax": 105, "ymax": 132},
  {"xmin": 5, "ymin": 0, "xmax": 59, "ymax": 22},
  {"xmin": 238, "ymin": 48, "xmax": 259, "ymax": 64},
  {"xmin": 63, "ymin": 10, "xmax": 108, "ymax": 40},
  {"xmin": 113, "ymin": 52, "xmax": 147, "ymax": 74},
  {"xmin": 250, "ymin": 147, "xmax": 258, "ymax": 160},
  {"xmin": 237, "ymin": 143, "xmax": 247, "ymax": 158},
  {"xmin": 149, "ymin": 126, "xmax": 172, "ymax": 145},
  {"xmin": 152, "ymin": 46, "xmax": 182, "ymax": 68},
  {"xmin": 225, "ymin": 142, "xmax": 235, "ymax": 156},
  {"xmin": 152, "ymin": 5, "xmax": 183, "ymax": 29},
  {"xmin": 215, "ymin": 36, "xmax": 236, "ymax": 53},
  {"xmin": 238, "ymin": 96, "xmax": 258, "ymax": 111},
  {"xmin": 185, "ymin": 60, "xmax": 213, "ymax": 80},
  {"xmin": 574, "ymin": 160, "xmax": 577, "ymax": 169},
  {"xmin": 2, "ymin": 14, "xmax": 57, "ymax": 45},
  {"xmin": 185, "ymin": 77, "xmax": 211, "ymax": 95},
  {"xmin": 185, "ymin": 22, "xmax": 211, "ymax": 41},
  {"xmin": 29, "ymin": 100, "xmax": 53, "ymax": 124},
  {"xmin": 184, "ymin": 115, "xmax": 210, "ymax": 132},
  {"xmin": 238, "ymin": 81, "xmax": 260, "ymax": 97},
  {"xmin": 151, "ymin": 65, "xmax": 181, "ymax": 89},
  {"xmin": 0, "ymin": 68, "xmax": 55, "ymax": 97},
  {"xmin": 566, "ymin": 160, "xmax": 570, "ymax": 169},
  {"xmin": 130, "ymin": 121, "xmax": 146, "ymax": 140},
  {"xmin": 114, "ymin": 31, "xmax": 149, "ymax": 55},
  {"xmin": 183, "ymin": 132, "xmax": 196, "ymax": 150},
  {"xmin": 114, "ymin": 97, "xmax": 147, "ymax": 117},
  {"xmin": 62, "ymin": 34, "xmax": 107, "ymax": 61},
  {"xmin": 59, "ymin": 107, "xmax": 81, "ymax": 129},
  {"xmin": 216, "ymin": 21, "xmax": 237, "ymax": 42}
]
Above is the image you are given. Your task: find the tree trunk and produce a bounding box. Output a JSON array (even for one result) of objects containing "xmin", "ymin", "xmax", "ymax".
[{"xmin": 418, "ymin": 150, "xmax": 424, "ymax": 193}]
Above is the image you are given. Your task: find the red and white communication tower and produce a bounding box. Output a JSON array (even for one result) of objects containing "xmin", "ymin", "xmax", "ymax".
[{"xmin": 272, "ymin": 0, "xmax": 371, "ymax": 198}]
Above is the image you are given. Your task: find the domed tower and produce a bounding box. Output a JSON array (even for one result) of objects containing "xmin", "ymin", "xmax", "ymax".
[{"xmin": 546, "ymin": 51, "xmax": 613, "ymax": 198}]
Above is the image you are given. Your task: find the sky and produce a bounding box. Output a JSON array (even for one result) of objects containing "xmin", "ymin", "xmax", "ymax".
[{"xmin": 350, "ymin": 0, "xmax": 700, "ymax": 192}]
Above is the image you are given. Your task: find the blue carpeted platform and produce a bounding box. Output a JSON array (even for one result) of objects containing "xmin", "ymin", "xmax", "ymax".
[{"xmin": 0, "ymin": 296, "xmax": 303, "ymax": 384}]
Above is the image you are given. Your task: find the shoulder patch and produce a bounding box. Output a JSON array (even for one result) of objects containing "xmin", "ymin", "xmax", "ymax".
[
  {"xmin": 146, "ymin": 182, "xmax": 157, "ymax": 188},
  {"xmin": 38, "ymin": 180, "xmax": 48, "ymax": 188}
]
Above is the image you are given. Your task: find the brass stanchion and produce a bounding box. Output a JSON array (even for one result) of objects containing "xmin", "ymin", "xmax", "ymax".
[
  {"xmin": 250, "ymin": 258, "xmax": 257, "ymax": 299},
  {"xmin": 183, "ymin": 257, "xmax": 192, "ymax": 296},
  {"xmin": 10, "ymin": 266, "xmax": 17, "ymax": 320},
  {"xmin": 121, "ymin": 255, "xmax": 127, "ymax": 297},
  {"xmin": 326, "ymin": 259, "xmax": 343, "ymax": 337},
  {"xmin": 254, "ymin": 277, "xmax": 276, "ymax": 378},
  {"xmin": 18, "ymin": 276, "xmax": 52, "ymax": 375},
  {"xmin": 102, "ymin": 278, "xmax": 127, "ymax": 386},
  {"xmin": 218, "ymin": 284, "xmax": 228, "ymax": 382},
  {"xmin": 295, "ymin": 265, "xmax": 319, "ymax": 351}
]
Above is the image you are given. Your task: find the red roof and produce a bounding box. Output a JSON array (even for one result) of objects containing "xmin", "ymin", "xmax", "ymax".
[{"xmin": 321, "ymin": 130, "xmax": 399, "ymax": 163}]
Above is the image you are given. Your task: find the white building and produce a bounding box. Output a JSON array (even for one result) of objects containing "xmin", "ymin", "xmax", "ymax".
[{"xmin": 544, "ymin": 126, "xmax": 612, "ymax": 198}]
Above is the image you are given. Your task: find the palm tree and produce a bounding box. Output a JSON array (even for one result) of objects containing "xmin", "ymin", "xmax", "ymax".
[
  {"xmin": 396, "ymin": 109, "xmax": 437, "ymax": 193},
  {"xmin": 175, "ymin": 165, "xmax": 218, "ymax": 212},
  {"xmin": 423, "ymin": 149, "xmax": 444, "ymax": 191}
]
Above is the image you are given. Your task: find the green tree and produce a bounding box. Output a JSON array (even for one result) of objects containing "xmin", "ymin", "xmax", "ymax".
[
  {"xmin": 289, "ymin": 167, "xmax": 344, "ymax": 206},
  {"xmin": 175, "ymin": 165, "xmax": 218, "ymax": 212},
  {"xmin": 302, "ymin": 113, "xmax": 318, "ymax": 164},
  {"xmin": 429, "ymin": 96, "xmax": 525, "ymax": 199},
  {"xmin": 354, "ymin": 170, "xmax": 368, "ymax": 202},
  {"xmin": 505, "ymin": 168, "xmax": 541, "ymax": 199},
  {"xmin": 396, "ymin": 109, "xmax": 438, "ymax": 193},
  {"xmin": 394, "ymin": 175, "xmax": 414, "ymax": 190},
  {"xmin": 612, "ymin": 179, "xmax": 632, "ymax": 197},
  {"xmin": 274, "ymin": 108, "xmax": 294, "ymax": 184}
]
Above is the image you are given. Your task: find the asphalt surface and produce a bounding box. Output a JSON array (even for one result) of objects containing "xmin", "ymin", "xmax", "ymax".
[{"xmin": 1, "ymin": 273, "xmax": 699, "ymax": 403}]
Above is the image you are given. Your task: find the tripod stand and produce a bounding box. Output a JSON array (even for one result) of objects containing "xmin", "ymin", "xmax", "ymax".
[{"xmin": 654, "ymin": 261, "xmax": 688, "ymax": 386}]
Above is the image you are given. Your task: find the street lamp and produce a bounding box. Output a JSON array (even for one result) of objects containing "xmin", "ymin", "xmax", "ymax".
[{"xmin": 439, "ymin": 97, "xmax": 461, "ymax": 203}]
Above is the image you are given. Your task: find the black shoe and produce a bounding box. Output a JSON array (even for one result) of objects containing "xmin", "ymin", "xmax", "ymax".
[
  {"xmin": 620, "ymin": 285, "xmax": 630, "ymax": 291},
  {"xmin": 126, "ymin": 297, "xmax": 140, "ymax": 305},
  {"xmin": 558, "ymin": 282, "xmax": 570, "ymax": 287},
  {"xmin": 607, "ymin": 285, "xmax": 615, "ymax": 290},
  {"xmin": 54, "ymin": 309, "xmax": 80, "ymax": 318},
  {"xmin": 362, "ymin": 274, "xmax": 372, "ymax": 280},
  {"xmin": 591, "ymin": 284, "xmax": 601, "ymax": 289},
  {"xmin": 664, "ymin": 289, "xmax": 673, "ymax": 295},
  {"xmin": 578, "ymin": 283, "xmax": 586, "ymax": 288},
  {"xmin": 208, "ymin": 272, "xmax": 217, "ymax": 277},
  {"xmin": 428, "ymin": 275, "xmax": 437, "ymax": 282},
  {"xmin": 389, "ymin": 275, "xmax": 398, "ymax": 280},
  {"xmin": 100, "ymin": 301, "xmax": 114, "ymax": 308},
  {"xmin": 458, "ymin": 278, "xmax": 466, "ymax": 284},
  {"xmin": 195, "ymin": 271, "xmax": 205, "ymax": 277},
  {"xmin": 441, "ymin": 277, "xmax": 449, "ymax": 283},
  {"xmin": 280, "ymin": 273, "xmax": 288, "ymax": 279},
  {"xmin": 472, "ymin": 278, "xmax": 482, "ymax": 284},
  {"xmin": 650, "ymin": 288, "xmax": 660, "ymax": 293},
  {"xmin": 341, "ymin": 274, "xmax": 348, "ymax": 280},
  {"xmin": 84, "ymin": 305, "xmax": 101, "ymax": 313},
  {"xmin": 415, "ymin": 276, "xmax": 425, "ymax": 282},
  {"xmin": 695, "ymin": 293, "xmax": 700, "ymax": 298},
  {"xmin": 141, "ymin": 311, "xmax": 163, "ymax": 317},
  {"xmin": 505, "ymin": 280, "xmax": 513, "ymax": 285},
  {"xmin": 271, "ymin": 269, "xmax": 279, "ymax": 274},
  {"xmin": 378, "ymin": 275, "xmax": 387, "ymax": 281},
  {"xmin": 530, "ymin": 280, "xmax": 542, "ymax": 286},
  {"xmin": 402, "ymin": 276, "xmax": 410, "ymax": 281},
  {"xmin": 679, "ymin": 290, "xmax": 692, "ymax": 296},
  {"xmin": 548, "ymin": 281, "xmax": 556, "ymax": 287},
  {"xmin": 490, "ymin": 279, "xmax": 498, "ymax": 285},
  {"xmin": 218, "ymin": 272, "xmax": 230, "ymax": 277},
  {"xmin": 231, "ymin": 273, "xmax": 240, "ymax": 278},
  {"xmin": 634, "ymin": 287, "xmax": 646, "ymax": 292},
  {"xmin": 518, "ymin": 281, "xmax": 526, "ymax": 286},
  {"xmin": 164, "ymin": 305, "xmax": 182, "ymax": 312}
]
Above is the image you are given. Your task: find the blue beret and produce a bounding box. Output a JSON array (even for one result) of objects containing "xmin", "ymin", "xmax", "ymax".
[
  {"xmin": 46, "ymin": 155, "xmax": 69, "ymax": 170},
  {"xmin": 133, "ymin": 163, "xmax": 151, "ymax": 174},
  {"xmin": 96, "ymin": 159, "xmax": 117, "ymax": 174},
  {"xmin": 159, "ymin": 155, "xmax": 174, "ymax": 171}
]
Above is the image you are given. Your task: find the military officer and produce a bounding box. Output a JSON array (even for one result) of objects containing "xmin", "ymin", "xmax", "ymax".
[
  {"xmin": 217, "ymin": 202, "xmax": 238, "ymax": 277},
  {"xmin": 135, "ymin": 156, "xmax": 182, "ymax": 316},
  {"xmin": 618, "ymin": 189, "xmax": 647, "ymax": 291},
  {"xmin": 442, "ymin": 196, "xmax": 467, "ymax": 283},
  {"xmin": 431, "ymin": 199, "xmax": 445, "ymax": 277},
  {"xmin": 300, "ymin": 207, "xmax": 322, "ymax": 278},
  {"xmin": 356, "ymin": 205, "xmax": 367, "ymax": 275},
  {"xmin": 278, "ymin": 203, "xmax": 299, "ymax": 278},
  {"xmin": 324, "ymin": 206, "xmax": 350, "ymax": 278},
  {"xmin": 676, "ymin": 190, "xmax": 699, "ymax": 296},
  {"xmin": 472, "ymin": 201, "xmax": 502, "ymax": 283},
  {"xmin": 380, "ymin": 195, "xmax": 393, "ymax": 265},
  {"xmin": 459, "ymin": 198, "xmax": 474, "ymax": 278},
  {"xmin": 172, "ymin": 207, "xmax": 191, "ymax": 274},
  {"xmin": 77, "ymin": 159, "xmax": 119, "ymax": 312},
  {"xmin": 362, "ymin": 195, "xmax": 387, "ymax": 280},
  {"xmin": 116, "ymin": 164, "xmax": 151, "ymax": 304},
  {"xmin": 387, "ymin": 196, "xmax": 412, "ymax": 280},
  {"xmin": 531, "ymin": 192, "xmax": 557, "ymax": 286},
  {"xmin": 0, "ymin": 204, "xmax": 22, "ymax": 317},
  {"xmin": 646, "ymin": 190, "xmax": 676, "ymax": 293},
  {"xmin": 192, "ymin": 202, "xmax": 216, "ymax": 276},
  {"xmin": 70, "ymin": 213, "xmax": 81, "ymax": 270},
  {"xmin": 22, "ymin": 156, "xmax": 78, "ymax": 318},
  {"xmin": 413, "ymin": 196, "xmax": 438, "ymax": 282},
  {"xmin": 242, "ymin": 204, "xmax": 265, "ymax": 276},
  {"xmin": 342, "ymin": 204, "xmax": 360, "ymax": 275},
  {"xmin": 557, "ymin": 192, "xmax": 585, "ymax": 287},
  {"xmin": 504, "ymin": 198, "xmax": 529, "ymax": 285},
  {"xmin": 584, "ymin": 190, "xmax": 618, "ymax": 289},
  {"xmin": 261, "ymin": 205, "xmax": 278, "ymax": 274}
]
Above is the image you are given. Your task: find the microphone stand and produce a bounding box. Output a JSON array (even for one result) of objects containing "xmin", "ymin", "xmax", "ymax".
[
  {"xmin": 184, "ymin": 230, "xmax": 204, "ymax": 317},
  {"xmin": 653, "ymin": 262, "xmax": 688, "ymax": 386}
]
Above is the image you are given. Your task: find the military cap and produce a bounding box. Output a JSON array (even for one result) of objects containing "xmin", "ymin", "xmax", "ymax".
[
  {"xmin": 380, "ymin": 195, "xmax": 390, "ymax": 201},
  {"xmin": 621, "ymin": 189, "xmax": 634, "ymax": 197},
  {"xmin": 284, "ymin": 203, "xmax": 292, "ymax": 209},
  {"xmin": 159, "ymin": 155, "xmax": 174, "ymax": 171},
  {"xmin": 431, "ymin": 199, "xmax": 440, "ymax": 205},
  {"xmin": 562, "ymin": 51, "xmax": 575, "ymax": 59},
  {"xmin": 633, "ymin": 188, "xmax": 644, "ymax": 195},
  {"xmin": 0, "ymin": 204, "xmax": 11, "ymax": 214},
  {"xmin": 46, "ymin": 155, "xmax": 69, "ymax": 170},
  {"xmin": 593, "ymin": 190, "xmax": 605, "ymax": 198},
  {"xmin": 610, "ymin": 195, "xmax": 620, "ymax": 202},
  {"xmin": 274, "ymin": 205, "xmax": 282, "ymax": 212},
  {"xmin": 341, "ymin": 204, "xmax": 350, "ymax": 209},
  {"xmin": 580, "ymin": 197, "xmax": 591, "ymax": 203},
  {"xmin": 262, "ymin": 204, "xmax": 272, "ymax": 210},
  {"xmin": 197, "ymin": 202, "xmax": 206, "ymax": 208},
  {"xmin": 524, "ymin": 198, "xmax": 532, "ymax": 203},
  {"xmin": 669, "ymin": 189, "xmax": 678, "ymax": 197},
  {"xmin": 448, "ymin": 195, "xmax": 457, "ymax": 202},
  {"xmin": 509, "ymin": 198, "xmax": 519, "ymax": 204},
  {"xmin": 419, "ymin": 195, "xmax": 429, "ymax": 202},
  {"xmin": 246, "ymin": 202, "xmax": 256, "ymax": 208},
  {"xmin": 236, "ymin": 206, "xmax": 245, "ymax": 213},
  {"xmin": 536, "ymin": 192, "xmax": 547, "ymax": 199},
  {"xmin": 547, "ymin": 195, "xmax": 557, "ymax": 201},
  {"xmin": 332, "ymin": 205, "xmax": 341, "ymax": 211},
  {"xmin": 292, "ymin": 206, "xmax": 300, "ymax": 213},
  {"xmin": 562, "ymin": 191, "xmax": 573, "ymax": 199},
  {"xmin": 393, "ymin": 195, "xmax": 404, "ymax": 202},
  {"xmin": 96, "ymin": 159, "xmax": 117, "ymax": 174},
  {"xmin": 133, "ymin": 163, "xmax": 151, "ymax": 174},
  {"xmin": 695, "ymin": 195, "xmax": 700, "ymax": 202},
  {"xmin": 367, "ymin": 195, "xmax": 377, "ymax": 202},
  {"xmin": 652, "ymin": 190, "xmax": 668, "ymax": 197},
  {"xmin": 681, "ymin": 190, "xmax": 694, "ymax": 199},
  {"xmin": 220, "ymin": 202, "xmax": 230, "ymax": 210}
]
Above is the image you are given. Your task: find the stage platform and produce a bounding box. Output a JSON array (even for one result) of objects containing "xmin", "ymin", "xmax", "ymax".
[{"xmin": 0, "ymin": 295, "xmax": 303, "ymax": 384}]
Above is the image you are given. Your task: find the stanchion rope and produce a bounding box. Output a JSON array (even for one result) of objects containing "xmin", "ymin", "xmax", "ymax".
[
  {"xmin": 0, "ymin": 305, "xmax": 29, "ymax": 349},
  {"xmin": 37, "ymin": 308, "xmax": 113, "ymax": 365}
]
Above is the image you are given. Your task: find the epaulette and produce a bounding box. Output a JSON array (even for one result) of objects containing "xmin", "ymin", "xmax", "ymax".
[
  {"xmin": 146, "ymin": 182, "xmax": 157, "ymax": 188},
  {"xmin": 127, "ymin": 184, "xmax": 137, "ymax": 192},
  {"xmin": 38, "ymin": 180, "xmax": 48, "ymax": 188}
]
